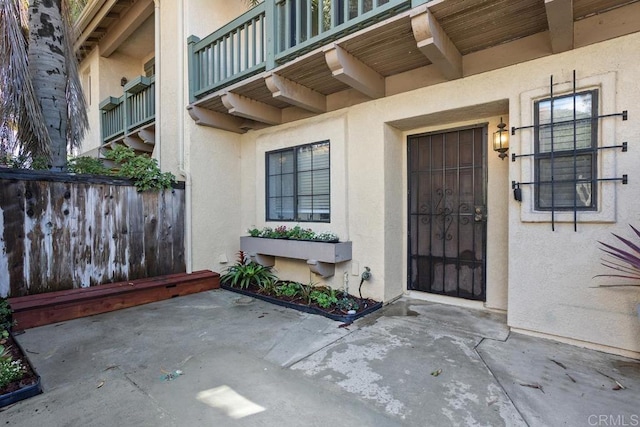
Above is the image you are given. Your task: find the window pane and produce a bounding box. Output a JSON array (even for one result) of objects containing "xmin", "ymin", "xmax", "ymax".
[
  {"xmin": 297, "ymin": 145, "xmax": 312, "ymax": 171},
  {"xmin": 269, "ymin": 196, "xmax": 294, "ymax": 220},
  {"xmin": 281, "ymin": 173, "xmax": 294, "ymax": 197},
  {"xmin": 268, "ymin": 152, "xmax": 281, "ymax": 175},
  {"xmin": 281, "ymin": 197, "xmax": 294, "ymax": 220},
  {"xmin": 538, "ymin": 93, "xmax": 593, "ymax": 153},
  {"xmin": 297, "ymin": 171, "xmax": 312, "ymax": 195},
  {"xmin": 281, "ymin": 151, "xmax": 294, "ymax": 173},
  {"xmin": 269, "ymin": 175, "xmax": 281, "ymax": 197},
  {"xmin": 312, "ymin": 141, "xmax": 330, "ymax": 168},
  {"xmin": 537, "ymin": 155, "xmax": 593, "ymax": 208},
  {"xmin": 312, "ymin": 169, "xmax": 329, "ymax": 195},
  {"xmin": 268, "ymin": 150, "xmax": 294, "ymax": 175}
]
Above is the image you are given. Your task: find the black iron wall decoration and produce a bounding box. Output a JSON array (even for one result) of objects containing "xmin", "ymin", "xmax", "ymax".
[{"xmin": 510, "ymin": 71, "xmax": 628, "ymax": 232}]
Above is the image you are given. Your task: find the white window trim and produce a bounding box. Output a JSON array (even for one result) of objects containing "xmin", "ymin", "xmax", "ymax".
[{"xmin": 516, "ymin": 71, "xmax": 618, "ymax": 223}]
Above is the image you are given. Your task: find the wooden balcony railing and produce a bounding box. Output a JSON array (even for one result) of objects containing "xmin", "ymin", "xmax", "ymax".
[
  {"xmin": 188, "ymin": 0, "xmax": 429, "ymax": 102},
  {"xmin": 99, "ymin": 96, "xmax": 125, "ymax": 142},
  {"xmin": 99, "ymin": 75, "xmax": 155, "ymax": 143}
]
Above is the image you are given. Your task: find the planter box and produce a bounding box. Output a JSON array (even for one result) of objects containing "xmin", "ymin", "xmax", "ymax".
[
  {"xmin": 8, "ymin": 270, "xmax": 219, "ymax": 330},
  {"xmin": 240, "ymin": 236, "xmax": 352, "ymax": 277},
  {"xmin": 0, "ymin": 333, "xmax": 42, "ymax": 408},
  {"xmin": 222, "ymin": 284, "xmax": 382, "ymax": 323}
]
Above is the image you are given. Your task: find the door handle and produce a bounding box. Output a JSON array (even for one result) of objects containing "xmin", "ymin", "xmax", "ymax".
[{"xmin": 474, "ymin": 207, "xmax": 485, "ymax": 222}]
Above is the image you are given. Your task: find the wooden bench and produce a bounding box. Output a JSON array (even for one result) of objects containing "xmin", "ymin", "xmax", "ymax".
[{"xmin": 8, "ymin": 270, "xmax": 219, "ymax": 330}]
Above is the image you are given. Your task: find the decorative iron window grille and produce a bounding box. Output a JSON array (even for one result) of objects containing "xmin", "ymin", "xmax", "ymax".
[{"xmin": 511, "ymin": 71, "xmax": 628, "ymax": 231}]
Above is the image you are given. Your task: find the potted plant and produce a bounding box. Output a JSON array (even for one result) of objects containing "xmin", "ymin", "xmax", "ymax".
[{"xmin": 0, "ymin": 298, "xmax": 42, "ymax": 408}]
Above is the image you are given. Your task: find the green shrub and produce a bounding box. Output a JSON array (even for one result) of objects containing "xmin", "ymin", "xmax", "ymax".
[
  {"xmin": 104, "ymin": 146, "xmax": 175, "ymax": 192},
  {"xmin": 309, "ymin": 287, "xmax": 339, "ymax": 309},
  {"xmin": 275, "ymin": 282, "xmax": 302, "ymax": 298},
  {"xmin": 67, "ymin": 156, "xmax": 111, "ymax": 175},
  {"xmin": 221, "ymin": 261, "xmax": 278, "ymax": 290},
  {"xmin": 0, "ymin": 355, "xmax": 25, "ymax": 388},
  {"xmin": 0, "ymin": 298, "xmax": 12, "ymax": 332}
]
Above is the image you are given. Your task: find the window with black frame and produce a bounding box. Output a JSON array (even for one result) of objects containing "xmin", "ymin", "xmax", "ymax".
[
  {"xmin": 266, "ymin": 140, "xmax": 330, "ymax": 222},
  {"xmin": 534, "ymin": 90, "xmax": 598, "ymax": 210}
]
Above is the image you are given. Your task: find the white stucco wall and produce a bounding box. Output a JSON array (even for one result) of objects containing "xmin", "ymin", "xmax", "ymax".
[
  {"xmin": 156, "ymin": 1, "xmax": 251, "ymax": 275},
  {"xmin": 78, "ymin": 49, "xmax": 101, "ymax": 153},
  {"xmin": 221, "ymin": 32, "xmax": 639, "ymax": 356},
  {"xmin": 505, "ymin": 39, "xmax": 640, "ymax": 357},
  {"xmin": 102, "ymin": 0, "xmax": 640, "ymax": 356}
]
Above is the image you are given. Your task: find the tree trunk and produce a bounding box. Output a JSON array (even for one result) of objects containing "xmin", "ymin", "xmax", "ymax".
[{"xmin": 27, "ymin": 0, "xmax": 68, "ymax": 170}]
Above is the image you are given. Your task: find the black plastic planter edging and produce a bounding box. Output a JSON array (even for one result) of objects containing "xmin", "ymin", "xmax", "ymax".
[
  {"xmin": 221, "ymin": 284, "xmax": 382, "ymax": 323},
  {"xmin": 0, "ymin": 333, "xmax": 43, "ymax": 408}
]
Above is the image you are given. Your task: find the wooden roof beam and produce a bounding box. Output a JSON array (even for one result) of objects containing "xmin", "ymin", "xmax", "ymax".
[
  {"xmin": 411, "ymin": 6, "xmax": 462, "ymax": 80},
  {"xmin": 124, "ymin": 135, "xmax": 153, "ymax": 153},
  {"xmin": 187, "ymin": 105, "xmax": 247, "ymax": 134},
  {"xmin": 137, "ymin": 128, "xmax": 155, "ymax": 145},
  {"xmin": 74, "ymin": 0, "xmax": 120, "ymax": 53},
  {"xmin": 265, "ymin": 73, "xmax": 326, "ymax": 113},
  {"xmin": 324, "ymin": 44, "xmax": 385, "ymax": 99},
  {"xmin": 221, "ymin": 93, "xmax": 282, "ymax": 125},
  {"xmin": 545, "ymin": 0, "xmax": 574, "ymax": 53},
  {"xmin": 99, "ymin": 0, "xmax": 154, "ymax": 58}
]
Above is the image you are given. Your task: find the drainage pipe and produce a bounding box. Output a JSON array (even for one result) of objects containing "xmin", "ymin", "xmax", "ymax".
[
  {"xmin": 177, "ymin": 0, "xmax": 193, "ymax": 274},
  {"xmin": 153, "ymin": 0, "xmax": 161, "ymax": 166}
]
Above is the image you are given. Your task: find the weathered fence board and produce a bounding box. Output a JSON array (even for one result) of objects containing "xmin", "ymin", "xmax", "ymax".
[{"xmin": 0, "ymin": 169, "xmax": 185, "ymax": 297}]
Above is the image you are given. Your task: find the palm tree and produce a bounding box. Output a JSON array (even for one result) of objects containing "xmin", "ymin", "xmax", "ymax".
[{"xmin": 0, "ymin": 0, "xmax": 87, "ymax": 170}]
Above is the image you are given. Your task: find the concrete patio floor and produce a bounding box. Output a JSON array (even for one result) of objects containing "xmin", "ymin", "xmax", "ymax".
[{"xmin": 3, "ymin": 290, "xmax": 639, "ymax": 426}]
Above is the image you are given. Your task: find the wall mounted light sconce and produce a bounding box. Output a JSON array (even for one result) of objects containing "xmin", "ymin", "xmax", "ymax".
[
  {"xmin": 493, "ymin": 117, "xmax": 509, "ymax": 160},
  {"xmin": 120, "ymin": 77, "xmax": 128, "ymax": 87}
]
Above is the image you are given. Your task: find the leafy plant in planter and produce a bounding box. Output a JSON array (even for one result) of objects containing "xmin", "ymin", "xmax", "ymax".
[
  {"xmin": 221, "ymin": 259, "xmax": 278, "ymax": 290},
  {"xmin": 246, "ymin": 225, "xmax": 340, "ymax": 242},
  {"xmin": 275, "ymin": 282, "xmax": 303, "ymax": 298},
  {"xmin": 221, "ymin": 253, "xmax": 381, "ymax": 321},
  {"xmin": 0, "ymin": 297, "xmax": 42, "ymax": 406},
  {"xmin": 309, "ymin": 287, "xmax": 339, "ymax": 309},
  {"xmin": 0, "ymin": 348, "xmax": 25, "ymax": 389}
]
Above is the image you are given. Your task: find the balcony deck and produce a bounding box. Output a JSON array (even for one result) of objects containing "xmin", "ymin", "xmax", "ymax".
[
  {"xmin": 99, "ymin": 75, "xmax": 156, "ymax": 156},
  {"xmin": 187, "ymin": 0, "xmax": 640, "ymax": 133}
]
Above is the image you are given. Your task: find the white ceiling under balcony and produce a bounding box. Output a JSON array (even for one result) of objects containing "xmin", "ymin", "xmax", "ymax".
[
  {"xmin": 188, "ymin": 0, "xmax": 640, "ymax": 134},
  {"xmin": 75, "ymin": 0, "xmax": 154, "ymax": 60},
  {"xmin": 116, "ymin": 15, "xmax": 155, "ymax": 59}
]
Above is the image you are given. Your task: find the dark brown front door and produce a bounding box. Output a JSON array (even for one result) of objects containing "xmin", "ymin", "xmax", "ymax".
[{"xmin": 408, "ymin": 126, "xmax": 487, "ymax": 301}]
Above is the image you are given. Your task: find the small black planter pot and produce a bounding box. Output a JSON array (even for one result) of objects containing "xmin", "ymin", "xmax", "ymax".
[
  {"xmin": 0, "ymin": 333, "xmax": 43, "ymax": 408},
  {"xmin": 221, "ymin": 284, "xmax": 382, "ymax": 323}
]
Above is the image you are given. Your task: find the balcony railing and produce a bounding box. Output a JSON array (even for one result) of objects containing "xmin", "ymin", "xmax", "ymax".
[
  {"xmin": 188, "ymin": 0, "xmax": 428, "ymax": 102},
  {"xmin": 99, "ymin": 75, "xmax": 155, "ymax": 143}
]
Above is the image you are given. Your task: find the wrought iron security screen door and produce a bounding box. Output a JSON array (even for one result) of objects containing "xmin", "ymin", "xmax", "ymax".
[{"xmin": 408, "ymin": 126, "xmax": 487, "ymax": 301}]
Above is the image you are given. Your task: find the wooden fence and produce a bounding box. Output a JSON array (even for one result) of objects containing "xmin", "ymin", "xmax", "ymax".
[{"xmin": 0, "ymin": 169, "xmax": 185, "ymax": 297}]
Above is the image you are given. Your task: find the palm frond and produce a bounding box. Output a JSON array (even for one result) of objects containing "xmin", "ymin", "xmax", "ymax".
[
  {"xmin": 596, "ymin": 225, "xmax": 640, "ymax": 286},
  {"xmin": 0, "ymin": 0, "xmax": 51, "ymax": 158},
  {"xmin": 62, "ymin": 0, "xmax": 88, "ymax": 150}
]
